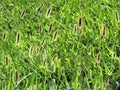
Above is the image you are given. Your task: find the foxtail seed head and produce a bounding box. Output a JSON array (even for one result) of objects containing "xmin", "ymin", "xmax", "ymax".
[
  {"xmin": 29, "ymin": 44, "xmax": 34, "ymax": 57},
  {"xmin": 27, "ymin": 85, "xmax": 36, "ymax": 90},
  {"xmin": 41, "ymin": 38, "xmax": 46, "ymax": 47},
  {"xmin": 2, "ymin": 80, "xmax": 6, "ymax": 90},
  {"xmin": 16, "ymin": 32, "xmax": 21, "ymax": 46},
  {"xmin": 115, "ymin": 10, "xmax": 119, "ymax": 23},
  {"xmin": 73, "ymin": 24, "xmax": 78, "ymax": 35},
  {"xmin": 42, "ymin": 59, "xmax": 47, "ymax": 67},
  {"xmin": 96, "ymin": 52, "xmax": 101, "ymax": 64},
  {"xmin": 112, "ymin": 51, "xmax": 117, "ymax": 58},
  {"xmin": 53, "ymin": 30, "xmax": 58, "ymax": 41},
  {"xmin": 48, "ymin": 23, "xmax": 53, "ymax": 34},
  {"xmin": 87, "ymin": 45, "xmax": 92, "ymax": 55},
  {"xmin": 46, "ymin": 6, "xmax": 52, "ymax": 18},
  {"xmin": 112, "ymin": 47, "xmax": 117, "ymax": 58},
  {"xmin": 37, "ymin": 38, "xmax": 46, "ymax": 55},
  {"xmin": 38, "ymin": 24, "xmax": 43, "ymax": 33},
  {"xmin": 104, "ymin": 80, "xmax": 110, "ymax": 90},
  {"xmin": 37, "ymin": 2, "xmax": 44, "ymax": 12},
  {"xmin": 78, "ymin": 16, "xmax": 83, "ymax": 33},
  {"xmin": 20, "ymin": 10, "xmax": 26, "ymax": 19},
  {"xmin": 37, "ymin": 46, "xmax": 43, "ymax": 55},
  {"xmin": 4, "ymin": 56, "xmax": 9, "ymax": 66},
  {"xmin": 15, "ymin": 70, "xmax": 19, "ymax": 83},
  {"xmin": 2, "ymin": 31, "xmax": 7, "ymax": 41},
  {"xmin": 101, "ymin": 24, "xmax": 107, "ymax": 38},
  {"xmin": 108, "ymin": 66, "xmax": 115, "ymax": 75},
  {"xmin": 52, "ymin": 53, "xmax": 57, "ymax": 62},
  {"xmin": 51, "ymin": 54, "xmax": 57, "ymax": 69}
]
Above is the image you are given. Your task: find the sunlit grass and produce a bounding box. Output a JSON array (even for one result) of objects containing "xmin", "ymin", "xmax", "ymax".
[{"xmin": 0, "ymin": 0, "xmax": 120, "ymax": 90}]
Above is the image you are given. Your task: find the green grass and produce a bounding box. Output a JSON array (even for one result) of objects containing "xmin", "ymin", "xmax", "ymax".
[{"xmin": 0, "ymin": 0, "xmax": 120, "ymax": 90}]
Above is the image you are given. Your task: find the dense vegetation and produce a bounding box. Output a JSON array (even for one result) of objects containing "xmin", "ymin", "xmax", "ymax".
[{"xmin": 0, "ymin": 0, "xmax": 120, "ymax": 90}]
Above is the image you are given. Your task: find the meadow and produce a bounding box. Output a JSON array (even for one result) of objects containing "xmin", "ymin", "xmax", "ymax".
[{"xmin": 0, "ymin": 0, "xmax": 120, "ymax": 90}]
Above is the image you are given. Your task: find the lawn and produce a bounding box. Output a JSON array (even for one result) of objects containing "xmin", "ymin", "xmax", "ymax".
[{"xmin": 0, "ymin": 0, "xmax": 120, "ymax": 90}]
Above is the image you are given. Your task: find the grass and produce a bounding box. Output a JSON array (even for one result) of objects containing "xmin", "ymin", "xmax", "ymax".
[{"xmin": 0, "ymin": 0, "xmax": 120, "ymax": 90}]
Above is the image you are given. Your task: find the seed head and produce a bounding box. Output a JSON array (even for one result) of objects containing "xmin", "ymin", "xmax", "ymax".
[
  {"xmin": 96, "ymin": 52, "xmax": 101, "ymax": 64},
  {"xmin": 87, "ymin": 45, "xmax": 92, "ymax": 55},
  {"xmin": 46, "ymin": 6, "xmax": 52, "ymax": 18},
  {"xmin": 52, "ymin": 53, "xmax": 57, "ymax": 62},
  {"xmin": 37, "ymin": 2, "xmax": 44, "ymax": 12},
  {"xmin": 112, "ymin": 51, "xmax": 117, "ymax": 58},
  {"xmin": 101, "ymin": 24, "xmax": 107, "ymax": 38},
  {"xmin": 112, "ymin": 47, "xmax": 117, "ymax": 58},
  {"xmin": 51, "ymin": 53, "xmax": 57, "ymax": 69},
  {"xmin": 108, "ymin": 66, "xmax": 115, "ymax": 75},
  {"xmin": 42, "ymin": 59, "xmax": 47, "ymax": 67},
  {"xmin": 48, "ymin": 23, "xmax": 53, "ymax": 34},
  {"xmin": 38, "ymin": 24, "xmax": 43, "ymax": 33},
  {"xmin": 2, "ymin": 80, "xmax": 6, "ymax": 90},
  {"xmin": 4, "ymin": 56, "xmax": 9, "ymax": 66},
  {"xmin": 29, "ymin": 44, "xmax": 34, "ymax": 57},
  {"xmin": 78, "ymin": 16, "xmax": 83, "ymax": 33},
  {"xmin": 2, "ymin": 31, "xmax": 7, "ymax": 41},
  {"xmin": 15, "ymin": 70, "xmax": 19, "ymax": 83},
  {"xmin": 104, "ymin": 80, "xmax": 110, "ymax": 90},
  {"xmin": 73, "ymin": 24, "xmax": 78, "ymax": 35},
  {"xmin": 16, "ymin": 32, "xmax": 21, "ymax": 46},
  {"xmin": 115, "ymin": 10, "xmax": 119, "ymax": 23},
  {"xmin": 20, "ymin": 10, "xmax": 26, "ymax": 19},
  {"xmin": 41, "ymin": 38, "xmax": 46, "ymax": 47},
  {"xmin": 37, "ymin": 38, "xmax": 46, "ymax": 55},
  {"xmin": 37, "ymin": 46, "xmax": 43, "ymax": 55},
  {"xmin": 53, "ymin": 30, "xmax": 58, "ymax": 41}
]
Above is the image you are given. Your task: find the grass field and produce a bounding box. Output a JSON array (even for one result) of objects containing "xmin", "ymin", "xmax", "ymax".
[{"xmin": 0, "ymin": 0, "xmax": 120, "ymax": 90}]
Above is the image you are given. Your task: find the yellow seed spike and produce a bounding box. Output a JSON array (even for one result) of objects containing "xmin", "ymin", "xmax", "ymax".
[
  {"xmin": 37, "ymin": 38, "xmax": 45, "ymax": 55},
  {"xmin": 37, "ymin": 2, "xmax": 44, "ymax": 12},
  {"xmin": 48, "ymin": 23, "xmax": 53, "ymax": 34},
  {"xmin": 52, "ymin": 53, "xmax": 57, "ymax": 62},
  {"xmin": 20, "ymin": 10, "xmax": 26, "ymax": 19},
  {"xmin": 115, "ymin": 10, "xmax": 119, "ymax": 22},
  {"xmin": 96, "ymin": 52, "xmax": 101, "ymax": 64},
  {"xmin": 42, "ymin": 59, "xmax": 47, "ymax": 66},
  {"xmin": 46, "ymin": 6, "xmax": 52, "ymax": 18},
  {"xmin": 27, "ymin": 85, "xmax": 36, "ymax": 90},
  {"xmin": 73, "ymin": 24, "xmax": 78, "ymax": 35},
  {"xmin": 37, "ymin": 46, "xmax": 44, "ymax": 55},
  {"xmin": 4, "ymin": 56, "xmax": 9, "ymax": 66},
  {"xmin": 41, "ymin": 38, "xmax": 46, "ymax": 47},
  {"xmin": 2, "ymin": 80, "xmax": 6, "ymax": 90},
  {"xmin": 108, "ymin": 66, "xmax": 115, "ymax": 75},
  {"xmin": 53, "ymin": 30, "xmax": 58, "ymax": 41},
  {"xmin": 15, "ymin": 70, "xmax": 19, "ymax": 82},
  {"xmin": 87, "ymin": 45, "xmax": 92, "ymax": 55},
  {"xmin": 78, "ymin": 17, "xmax": 83, "ymax": 33},
  {"xmin": 51, "ymin": 54, "xmax": 57, "ymax": 71},
  {"xmin": 38, "ymin": 24, "xmax": 43, "ymax": 33},
  {"xmin": 2, "ymin": 31, "xmax": 7, "ymax": 41},
  {"xmin": 104, "ymin": 80, "xmax": 110, "ymax": 90},
  {"xmin": 29, "ymin": 44, "xmax": 34, "ymax": 57},
  {"xmin": 16, "ymin": 32, "xmax": 21, "ymax": 46},
  {"xmin": 101, "ymin": 24, "xmax": 107, "ymax": 38},
  {"xmin": 112, "ymin": 51, "xmax": 117, "ymax": 58}
]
